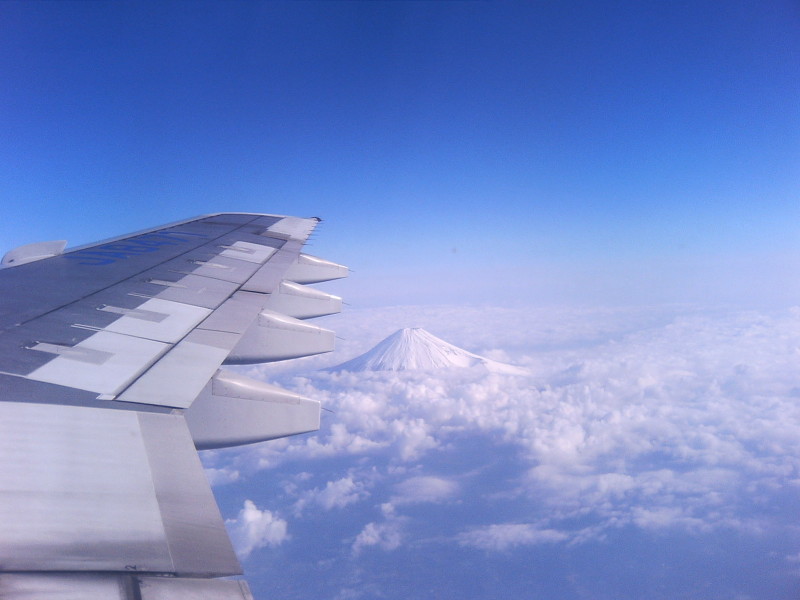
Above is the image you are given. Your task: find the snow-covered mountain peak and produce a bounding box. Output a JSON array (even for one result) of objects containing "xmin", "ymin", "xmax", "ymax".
[{"xmin": 326, "ymin": 328, "xmax": 528, "ymax": 374}]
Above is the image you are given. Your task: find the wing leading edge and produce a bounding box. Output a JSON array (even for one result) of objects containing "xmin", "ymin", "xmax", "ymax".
[{"xmin": 0, "ymin": 213, "xmax": 347, "ymax": 599}]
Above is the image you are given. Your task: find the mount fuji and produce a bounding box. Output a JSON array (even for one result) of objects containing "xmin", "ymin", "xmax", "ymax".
[{"xmin": 325, "ymin": 328, "xmax": 529, "ymax": 374}]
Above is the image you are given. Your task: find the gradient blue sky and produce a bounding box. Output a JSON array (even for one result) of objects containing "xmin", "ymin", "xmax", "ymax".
[{"xmin": 1, "ymin": 1, "xmax": 798, "ymax": 306}]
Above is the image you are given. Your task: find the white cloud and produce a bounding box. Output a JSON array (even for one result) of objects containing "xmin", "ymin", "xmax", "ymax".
[
  {"xmin": 220, "ymin": 305, "xmax": 800, "ymax": 551},
  {"xmin": 630, "ymin": 506, "xmax": 708, "ymax": 532},
  {"xmin": 293, "ymin": 476, "xmax": 370, "ymax": 515},
  {"xmin": 391, "ymin": 418, "xmax": 438, "ymax": 461},
  {"xmin": 391, "ymin": 476, "xmax": 459, "ymax": 505},
  {"xmin": 226, "ymin": 500, "xmax": 289, "ymax": 558},
  {"xmin": 458, "ymin": 523, "xmax": 569, "ymax": 551},
  {"xmin": 315, "ymin": 477, "xmax": 365, "ymax": 510},
  {"xmin": 203, "ymin": 466, "xmax": 240, "ymax": 486},
  {"xmin": 352, "ymin": 519, "xmax": 404, "ymax": 555}
]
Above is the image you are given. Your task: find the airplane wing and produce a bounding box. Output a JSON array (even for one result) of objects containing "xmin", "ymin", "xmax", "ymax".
[{"xmin": 0, "ymin": 213, "xmax": 347, "ymax": 599}]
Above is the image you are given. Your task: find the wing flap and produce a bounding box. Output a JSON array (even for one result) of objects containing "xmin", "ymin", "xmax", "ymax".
[
  {"xmin": 0, "ymin": 401, "xmax": 238, "ymax": 574},
  {"xmin": 138, "ymin": 577, "xmax": 254, "ymax": 599},
  {"xmin": 116, "ymin": 329, "xmax": 237, "ymax": 408},
  {"xmin": 0, "ymin": 573, "xmax": 131, "ymax": 600},
  {"xmin": 0, "ymin": 574, "xmax": 255, "ymax": 600},
  {"xmin": 137, "ymin": 411, "xmax": 242, "ymax": 575}
]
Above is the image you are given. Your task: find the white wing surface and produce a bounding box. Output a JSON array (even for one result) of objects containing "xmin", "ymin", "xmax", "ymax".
[{"xmin": 0, "ymin": 213, "xmax": 347, "ymax": 599}]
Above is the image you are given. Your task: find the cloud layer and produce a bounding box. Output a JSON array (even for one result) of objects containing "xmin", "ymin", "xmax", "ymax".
[{"xmin": 204, "ymin": 304, "xmax": 800, "ymax": 598}]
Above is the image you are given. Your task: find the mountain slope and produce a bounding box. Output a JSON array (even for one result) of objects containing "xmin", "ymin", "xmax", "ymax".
[{"xmin": 326, "ymin": 328, "xmax": 528, "ymax": 374}]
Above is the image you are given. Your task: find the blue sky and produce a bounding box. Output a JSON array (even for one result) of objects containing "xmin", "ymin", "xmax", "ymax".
[{"xmin": 1, "ymin": 1, "xmax": 798, "ymax": 306}]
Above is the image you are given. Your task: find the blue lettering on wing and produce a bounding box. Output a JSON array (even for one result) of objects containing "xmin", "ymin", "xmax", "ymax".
[{"xmin": 65, "ymin": 230, "xmax": 209, "ymax": 266}]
